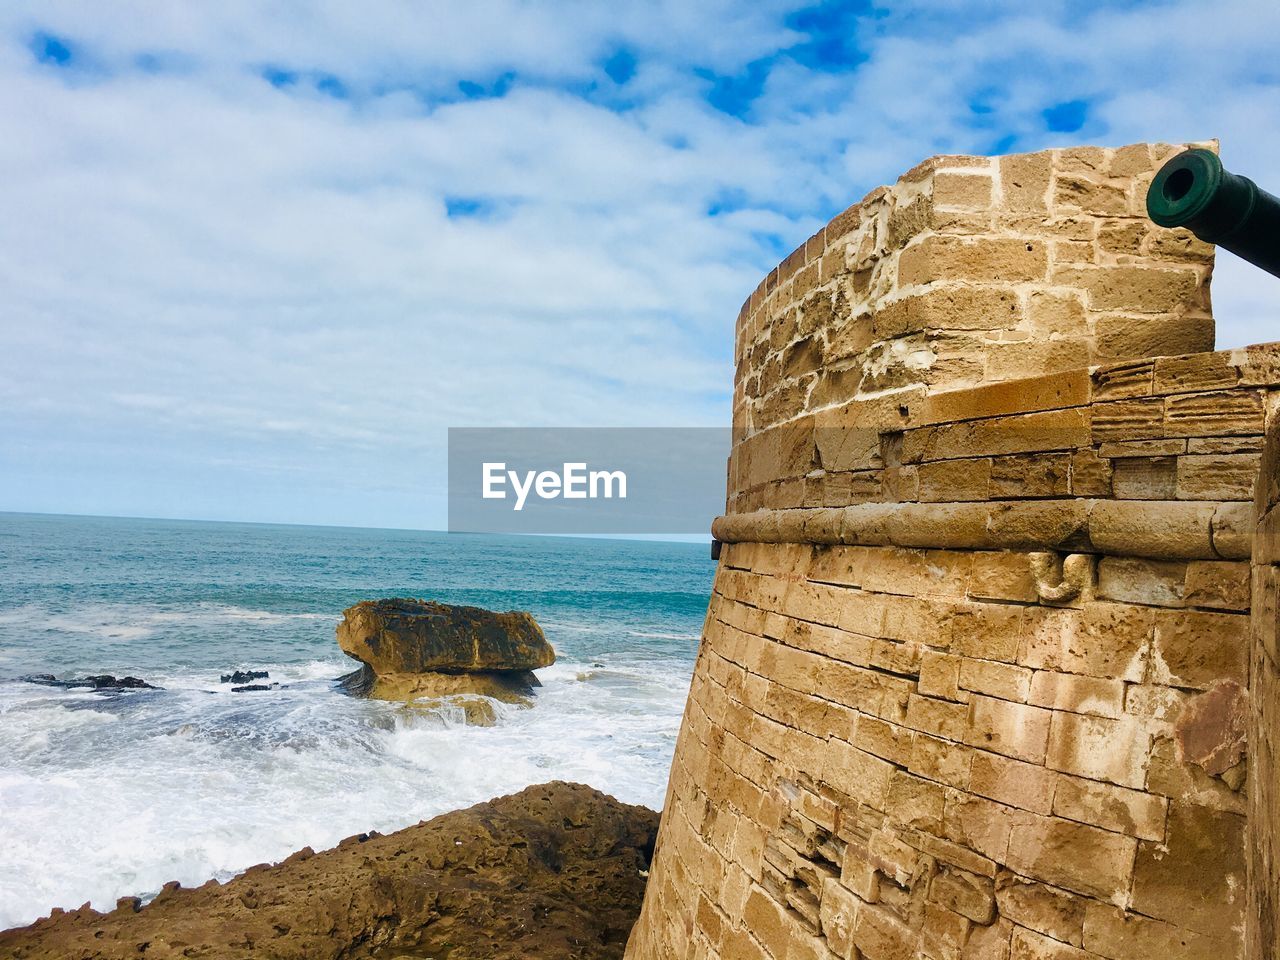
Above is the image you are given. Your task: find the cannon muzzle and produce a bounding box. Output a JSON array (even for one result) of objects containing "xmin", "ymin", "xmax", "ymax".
[{"xmin": 1147, "ymin": 148, "xmax": 1280, "ymax": 278}]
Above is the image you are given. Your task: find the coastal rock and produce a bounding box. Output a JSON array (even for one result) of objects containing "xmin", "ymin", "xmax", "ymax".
[
  {"xmin": 221, "ymin": 670, "xmax": 268, "ymax": 684},
  {"xmin": 335, "ymin": 599, "xmax": 554, "ymax": 717},
  {"xmin": 20, "ymin": 674, "xmax": 158, "ymax": 691},
  {"xmin": 0, "ymin": 781, "xmax": 658, "ymax": 960},
  {"xmin": 337, "ymin": 598, "xmax": 554, "ymax": 674}
]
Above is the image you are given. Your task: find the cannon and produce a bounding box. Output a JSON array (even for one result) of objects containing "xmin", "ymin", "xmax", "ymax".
[{"xmin": 1147, "ymin": 148, "xmax": 1280, "ymax": 278}]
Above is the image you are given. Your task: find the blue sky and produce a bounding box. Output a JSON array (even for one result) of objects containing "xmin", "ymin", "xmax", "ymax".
[{"xmin": 0, "ymin": 0, "xmax": 1277, "ymax": 529}]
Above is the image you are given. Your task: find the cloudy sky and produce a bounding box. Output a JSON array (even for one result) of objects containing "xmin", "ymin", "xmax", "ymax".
[{"xmin": 1, "ymin": 1, "xmax": 1277, "ymax": 529}]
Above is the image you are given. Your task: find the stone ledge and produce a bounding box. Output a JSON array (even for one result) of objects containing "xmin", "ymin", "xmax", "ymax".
[{"xmin": 711, "ymin": 500, "xmax": 1251, "ymax": 560}]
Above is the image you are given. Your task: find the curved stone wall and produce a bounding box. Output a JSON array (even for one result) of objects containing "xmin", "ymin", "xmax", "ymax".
[{"xmin": 626, "ymin": 143, "xmax": 1269, "ymax": 960}]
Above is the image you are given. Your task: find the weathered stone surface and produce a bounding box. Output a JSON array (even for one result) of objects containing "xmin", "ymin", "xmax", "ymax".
[
  {"xmin": 628, "ymin": 141, "xmax": 1261, "ymax": 960},
  {"xmin": 0, "ymin": 782, "xmax": 658, "ymax": 960},
  {"xmin": 339, "ymin": 598, "xmax": 554, "ymax": 674}
]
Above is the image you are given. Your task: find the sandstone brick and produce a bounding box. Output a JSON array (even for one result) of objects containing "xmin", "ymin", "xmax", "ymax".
[
  {"xmin": 918, "ymin": 458, "xmax": 992, "ymax": 502},
  {"xmin": 886, "ymin": 770, "xmax": 946, "ymax": 832},
  {"xmin": 1082, "ymin": 902, "xmax": 1240, "ymax": 960},
  {"xmin": 906, "ymin": 693, "xmax": 969, "ymax": 741},
  {"xmin": 1164, "ymin": 389, "xmax": 1264, "ymax": 437},
  {"xmin": 943, "ymin": 791, "xmax": 1015, "ymax": 865},
  {"xmin": 947, "ymin": 602, "xmax": 1024, "ymax": 662},
  {"xmin": 853, "ymin": 901, "xmax": 917, "ymax": 960},
  {"xmin": 1006, "ymin": 815, "xmax": 1137, "ymax": 902},
  {"xmin": 967, "ymin": 552, "xmax": 1038, "ymax": 603},
  {"xmin": 818, "ymin": 876, "xmax": 861, "ymax": 958},
  {"xmin": 1055, "ymin": 174, "xmax": 1129, "ymax": 216},
  {"xmin": 989, "ymin": 454, "xmax": 1072, "ymax": 499},
  {"xmin": 1094, "ymin": 312, "xmax": 1215, "ymax": 365},
  {"xmin": 1027, "ymin": 671, "xmax": 1124, "ymax": 719},
  {"xmin": 1052, "ymin": 265, "xmax": 1201, "ymax": 313},
  {"xmin": 1000, "ymin": 151, "xmax": 1052, "ymax": 212},
  {"xmin": 934, "ymin": 171, "xmax": 994, "ymax": 209},
  {"xmin": 1175, "ymin": 452, "xmax": 1259, "ymax": 500},
  {"xmin": 1182, "ymin": 560, "xmax": 1249, "ymax": 611},
  {"xmin": 1150, "ymin": 609, "xmax": 1248, "ymax": 689},
  {"xmin": 984, "ymin": 339, "xmax": 1093, "ymax": 385},
  {"xmin": 923, "ymin": 901, "xmax": 972, "ymax": 960},
  {"xmin": 965, "ymin": 696, "xmax": 1051, "ymax": 763},
  {"xmin": 898, "ymin": 235, "xmax": 1048, "ymax": 286},
  {"xmin": 1045, "ymin": 711, "xmax": 1152, "ymax": 788},
  {"xmin": 918, "ymin": 649, "xmax": 962, "ymax": 700},
  {"xmin": 874, "ymin": 285, "xmax": 1022, "ymax": 338},
  {"xmin": 969, "ymin": 750, "xmax": 1055, "ymax": 815},
  {"xmin": 1109, "ymin": 456, "xmax": 1177, "ymax": 500},
  {"xmin": 1052, "ymin": 774, "xmax": 1167, "ymax": 841},
  {"xmin": 823, "ymin": 739, "xmax": 896, "ymax": 808},
  {"xmin": 1130, "ymin": 801, "xmax": 1246, "ymax": 933},
  {"xmin": 911, "ymin": 731, "xmax": 974, "ymax": 789},
  {"xmin": 930, "ymin": 867, "xmax": 995, "ymax": 924},
  {"xmin": 1009, "ymin": 927, "xmax": 1093, "ymax": 960},
  {"xmin": 1019, "ymin": 603, "xmax": 1152, "ymax": 682},
  {"xmin": 959, "ymin": 658, "xmax": 1032, "ymax": 702},
  {"xmin": 995, "ymin": 873, "xmax": 1086, "ymax": 947},
  {"xmin": 1096, "ymin": 557, "xmax": 1186, "ymax": 607}
]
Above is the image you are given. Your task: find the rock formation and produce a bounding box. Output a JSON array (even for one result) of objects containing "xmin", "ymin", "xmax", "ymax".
[
  {"xmin": 20, "ymin": 674, "xmax": 158, "ymax": 691},
  {"xmin": 336, "ymin": 598, "xmax": 555, "ymax": 720},
  {"xmin": 0, "ymin": 781, "xmax": 658, "ymax": 960}
]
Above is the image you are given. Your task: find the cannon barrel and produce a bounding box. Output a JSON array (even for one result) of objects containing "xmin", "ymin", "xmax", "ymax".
[{"xmin": 1147, "ymin": 148, "xmax": 1280, "ymax": 278}]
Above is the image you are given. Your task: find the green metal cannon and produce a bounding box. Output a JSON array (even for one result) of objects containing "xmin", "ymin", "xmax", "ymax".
[{"xmin": 1147, "ymin": 148, "xmax": 1280, "ymax": 277}]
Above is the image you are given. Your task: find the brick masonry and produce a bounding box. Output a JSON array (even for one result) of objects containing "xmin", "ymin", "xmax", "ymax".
[{"xmin": 624, "ymin": 142, "xmax": 1276, "ymax": 960}]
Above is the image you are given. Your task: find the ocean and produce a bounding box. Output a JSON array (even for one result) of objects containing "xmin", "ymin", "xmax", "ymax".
[{"xmin": 0, "ymin": 513, "xmax": 713, "ymax": 930}]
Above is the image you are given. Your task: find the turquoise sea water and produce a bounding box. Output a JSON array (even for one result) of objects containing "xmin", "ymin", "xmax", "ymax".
[{"xmin": 0, "ymin": 513, "xmax": 713, "ymax": 929}]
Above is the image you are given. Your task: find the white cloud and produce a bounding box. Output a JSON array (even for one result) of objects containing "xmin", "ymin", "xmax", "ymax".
[{"xmin": 0, "ymin": 0, "xmax": 1276, "ymax": 527}]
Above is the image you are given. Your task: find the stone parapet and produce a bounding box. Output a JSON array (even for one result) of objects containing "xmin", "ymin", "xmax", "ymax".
[{"xmin": 733, "ymin": 143, "xmax": 1216, "ymax": 442}]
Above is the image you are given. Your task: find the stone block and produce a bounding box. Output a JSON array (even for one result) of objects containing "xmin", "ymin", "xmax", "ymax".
[
  {"xmin": 989, "ymin": 454, "xmax": 1071, "ymax": 499},
  {"xmin": 874, "ymin": 285, "xmax": 1021, "ymax": 338},
  {"xmin": 1095, "ymin": 313, "xmax": 1214, "ymax": 364},
  {"xmin": 1052, "ymin": 265, "xmax": 1202, "ymax": 313},
  {"xmin": 1175, "ymin": 453, "xmax": 1260, "ymax": 501},
  {"xmin": 1028, "ymin": 671, "xmax": 1124, "ymax": 719},
  {"xmin": 968, "ymin": 750, "xmax": 1055, "ymax": 815},
  {"xmin": 1019, "ymin": 603, "xmax": 1152, "ymax": 682},
  {"xmin": 1009, "ymin": 926, "xmax": 1093, "ymax": 959},
  {"xmin": 1149, "ymin": 609, "xmax": 1248, "ymax": 689},
  {"xmin": 965, "ymin": 695, "xmax": 1052, "ymax": 763},
  {"xmin": 1006, "ymin": 815, "xmax": 1137, "ymax": 902},
  {"xmin": 1130, "ymin": 801, "xmax": 1245, "ymax": 933},
  {"xmin": 967, "ymin": 552, "xmax": 1038, "ymax": 603},
  {"xmin": 930, "ymin": 867, "xmax": 995, "ymax": 924},
  {"xmin": 1082, "ymin": 902, "xmax": 1240, "ymax": 960},
  {"xmin": 918, "ymin": 458, "xmax": 992, "ymax": 502},
  {"xmin": 911, "ymin": 731, "xmax": 974, "ymax": 789},
  {"xmin": 1182, "ymin": 560, "xmax": 1249, "ymax": 611},
  {"xmin": 886, "ymin": 770, "xmax": 946, "ymax": 832},
  {"xmin": 1045, "ymin": 711, "xmax": 1152, "ymax": 789},
  {"xmin": 1109, "ymin": 456, "xmax": 1177, "ymax": 500},
  {"xmin": 1164, "ymin": 389, "xmax": 1264, "ymax": 437},
  {"xmin": 818, "ymin": 876, "xmax": 861, "ymax": 958},
  {"xmin": 1000, "ymin": 151, "xmax": 1053, "ymax": 212},
  {"xmin": 898, "ymin": 235, "xmax": 1048, "ymax": 286},
  {"xmin": 995, "ymin": 873, "xmax": 1086, "ymax": 947},
  {"xmin": 918, "ymin": 649, "xmax": 962, "ymax": 701},
  {"xmin": 1052, "ymin": 774, "xmax": 1167, "ymax": 841},
  {"xmin": 933, "ymin": 171, "xmax": 995, "ymax": 209},
  {"xmin": 959, "ymin": 658, "xmax": 1032, "ymax": 702},
  {"xmin": 1096, "ymin": 556, "xmax": 1185, "ymax": 606}
]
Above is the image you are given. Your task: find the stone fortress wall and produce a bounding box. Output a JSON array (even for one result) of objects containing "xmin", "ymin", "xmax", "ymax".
[{"xmin": 626, "ymin": 142, "xmax": 1280, "ymax": 959}]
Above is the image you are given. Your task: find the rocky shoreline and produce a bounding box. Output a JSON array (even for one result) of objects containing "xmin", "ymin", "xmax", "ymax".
[{"xmin": 0, "ymin": 781, "xmax": 658, "ymax": 959}]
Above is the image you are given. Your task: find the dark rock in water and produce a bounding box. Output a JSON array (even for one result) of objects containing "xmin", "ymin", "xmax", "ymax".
[
  {"xmin": 20, "ymin": 674, "xmax": 159, "ymax": 691},
  {"xmin": 230, "ymin": 683, "xmax": 279, "ymax": 692},
  {"xmin": 220, "ymin": 670, "xmax": 268, "ymax": 684},
  {"xmin": 0, "ymin": 781, "xmax": 658, "ymax": 960}
]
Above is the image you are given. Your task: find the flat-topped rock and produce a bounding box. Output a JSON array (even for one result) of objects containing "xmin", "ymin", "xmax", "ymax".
[{"xmin": 337, "ymin": 598, "xmax": 554, "ymax": 674}]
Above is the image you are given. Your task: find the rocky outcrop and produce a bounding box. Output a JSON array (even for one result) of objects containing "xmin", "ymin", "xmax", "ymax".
[
  {"xmin": 0, "ymin": 781, "xmax": 658, "ymax": 960},
  {"xmin": 20, "ymin": 674, "xmax": 158, "ymax": 691},
  {"xmin": 336, "ymin": 599, "xmax": 555, "ymax": 718}
]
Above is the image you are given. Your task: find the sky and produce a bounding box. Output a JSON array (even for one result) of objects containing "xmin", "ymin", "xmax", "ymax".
[{"xmin": 0, "ymin": 1, "xmax": 1277, "ymax": 530}]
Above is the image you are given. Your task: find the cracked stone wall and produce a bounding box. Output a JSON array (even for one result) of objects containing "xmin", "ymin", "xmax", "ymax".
[{"xmin": 625, "ymin": 142, "xmax": 1271, "ymax": 960}]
